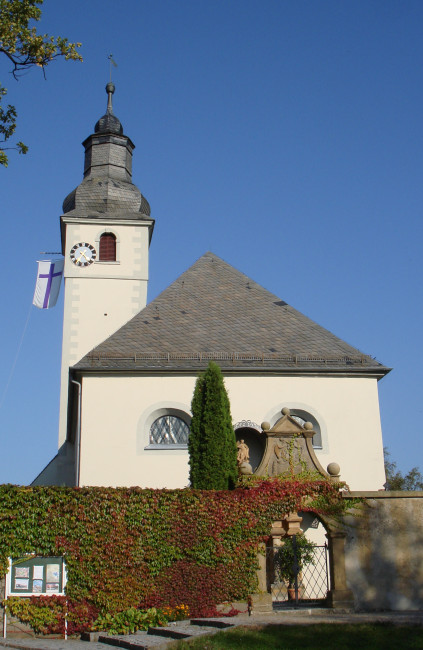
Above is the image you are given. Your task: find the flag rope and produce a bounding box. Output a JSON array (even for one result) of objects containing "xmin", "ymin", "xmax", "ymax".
[{"xmin": 0, "ymin": 302, "xmax": 33, "ymax": 412}]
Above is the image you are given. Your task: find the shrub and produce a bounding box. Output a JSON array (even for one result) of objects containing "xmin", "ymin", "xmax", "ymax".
[
  {"xmin": 189, "ymin": 362, "xmax": 238, "ymax": 489},
  {"xmin": 274, "ymin": 534, "xmax": 316, "ymax": 588},
  {"xmin": 93, "ymin": 607, "xmax": 167, "ymax": 635}
]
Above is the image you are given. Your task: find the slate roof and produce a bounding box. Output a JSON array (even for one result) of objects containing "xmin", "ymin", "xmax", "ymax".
[
  {"xmin": 62, "ymin": 177, "xmax": 151, "ymax": 217},
  {"xmin": 75, "ymin": 252, "xmax": 390, "ymax": 375},
  {"xmin": 62, "ymin": 83, "xmax": 151, "ymax": 219}
]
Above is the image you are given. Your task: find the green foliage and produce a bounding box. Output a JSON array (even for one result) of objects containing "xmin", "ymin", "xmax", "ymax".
[
  {"xmin": 4, "ymin": 596, "xmax": 60, "ymax": 634},
  {"xmin": 274, "ymin": 534, "xmax": 316, "ymax": 587},
  {"xmin": 189, "ymin": 362, "xmax": 238, "ymax": 489},
  {"xmin": 384, "ymin": 448, "xmax": 423, "ymax": 491},
  {"xmin": 93, "ymin": 607, "xmax": 167, "ymax": 636},
  {"xmin": 3, "ymin": 595, "xmax": 98, "ymax": 635},
  {"xmin": 0, "ymin": 480, "xmax": 352, "ymax": 631},
  {"xmin": 0, "ymin": 0, "xmax": 82, "ymax": 165}
]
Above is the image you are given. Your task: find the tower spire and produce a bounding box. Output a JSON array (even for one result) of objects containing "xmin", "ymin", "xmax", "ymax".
[
  {"xmin": 92, "ymin": 81, "xmax": 122, "ymax": 135},
  {"xmin": 62, "ymin": 82, "xmax": 151, "ymax": 217},
  {"xmin": 106, "ymin": 81, "xmax": 115, "ymax": 114},
  {"xmin": 108, "ymin": 53, "xmax": 117, "ymax": 82},
  {"xmin": 106, "ymin": 54, "xmax": 118, "ymax": 113}
]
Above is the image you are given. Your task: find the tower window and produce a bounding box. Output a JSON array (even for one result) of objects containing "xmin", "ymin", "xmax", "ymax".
[{"xmin": 99, "ymin": 233, "xmax": 116, "ymax": 261}]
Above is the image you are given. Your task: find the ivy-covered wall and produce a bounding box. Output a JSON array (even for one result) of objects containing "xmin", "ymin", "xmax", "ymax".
[{"xmin": 0, "ymin": 480, "xmax": 346, "ymax": 630}]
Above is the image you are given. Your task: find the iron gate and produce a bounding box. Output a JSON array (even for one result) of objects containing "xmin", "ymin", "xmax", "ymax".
[{"xmin": 266, "ymin": 542, "xmax": 329, "ymax": 605}]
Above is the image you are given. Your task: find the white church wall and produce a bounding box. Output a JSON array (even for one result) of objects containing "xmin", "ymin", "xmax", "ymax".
[
  {"xmin": 78, "ymin": 372, "xmax": 386, "ymax": 491},
  {"xmin": 79, "ymin": 374, "xmax": 194, "ymax": 489}
]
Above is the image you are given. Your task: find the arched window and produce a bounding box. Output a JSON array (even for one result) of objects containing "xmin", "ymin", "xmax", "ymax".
[
  {"xmin": 290, "ymin": 411, "xmax": 322, "ymax": 449},
  {"xmin": 150, "ymin": 415, "xmax": 189, "ymax": 446},
  {"xmin": 99, "ymin": 232, "xmax": 116, "ymax": 261}
]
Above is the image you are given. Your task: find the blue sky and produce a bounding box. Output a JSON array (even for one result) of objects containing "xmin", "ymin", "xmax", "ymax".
[{"xmin": 1, "ymin": 0, "xmax": 422, "ymax": 484}]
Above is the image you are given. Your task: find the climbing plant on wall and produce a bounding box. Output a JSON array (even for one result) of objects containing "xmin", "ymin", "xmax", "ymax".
[{"xmin": 0, "ymin": 479, "xmax": 356, "ymax": 631}]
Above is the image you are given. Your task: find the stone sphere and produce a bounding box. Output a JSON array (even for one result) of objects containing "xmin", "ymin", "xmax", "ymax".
[
  {"xmin": 261, "ymin": 421, "xmax": 270, "ymax": 431},
  {"xmin": 327, "ymin": 462, "xmax": 340, "ymax": 476},
  {"xmin": 304, "ymin": 422, "xmax": 313, "ymax": 430},
  {"xmin": 239, "ymin": 462, "xmax": 253, "ymax": 475},
  {"xmin": 281, "ymin": 407, "xmax": 290, "ymax": 415}
]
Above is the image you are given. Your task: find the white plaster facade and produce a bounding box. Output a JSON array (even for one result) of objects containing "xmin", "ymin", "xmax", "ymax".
[{"xmin": 78, "ymin": 373, "xmax": 385, "ymax": 491}]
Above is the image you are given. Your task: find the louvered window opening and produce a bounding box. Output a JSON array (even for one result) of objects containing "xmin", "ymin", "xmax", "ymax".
[
  {"xmin": 150, "ymin": 415, "xmax": 189, "ymax": 445},
  {"xmin": 99, "ymin": 233, "xmax": 116, "ymax": 261}
]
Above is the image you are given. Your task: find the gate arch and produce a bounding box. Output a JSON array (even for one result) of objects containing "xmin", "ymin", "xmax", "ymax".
[{"xmin": 263, "ymin": 512, "xmax": 353, "ymax": 608}]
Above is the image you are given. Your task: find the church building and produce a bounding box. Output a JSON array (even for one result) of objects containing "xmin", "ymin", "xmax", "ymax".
[{"xmin": 33, "ymin": 84, "xmax": 390, "ymax": 491}]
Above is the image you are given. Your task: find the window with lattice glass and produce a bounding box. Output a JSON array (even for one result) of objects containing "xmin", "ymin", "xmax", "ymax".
[
  {"xmin": 150, "ymin": 415, "xmax": 189, "ymax": 446},
  {"xmin": 99, "ymin": 233, "xmax": 116, "ymax": 261}
]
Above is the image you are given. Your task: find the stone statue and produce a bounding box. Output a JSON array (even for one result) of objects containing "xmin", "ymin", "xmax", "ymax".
[
  {"xmin": 237, "ymin": 439, "xmax": 253, "ymax": 475},
  {"xmin": 236, "ymin": 439, "xmax": 250, "ymax": 465}
]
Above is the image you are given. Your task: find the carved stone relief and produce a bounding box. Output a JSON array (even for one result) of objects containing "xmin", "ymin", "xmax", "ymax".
[{"xmin": 254, "ymin": 407, "xmax": 332, "ymax": 480}]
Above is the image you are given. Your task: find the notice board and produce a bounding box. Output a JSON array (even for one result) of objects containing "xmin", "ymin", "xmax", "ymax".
[{"xmin": 6, "ymin": 556, "xmax": 66, "ymax": 596}]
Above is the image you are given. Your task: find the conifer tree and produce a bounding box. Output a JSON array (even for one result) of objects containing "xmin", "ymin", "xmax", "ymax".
[{"xmin": 189, "ymin": 361, "xmax": 238, "ymax": 489}]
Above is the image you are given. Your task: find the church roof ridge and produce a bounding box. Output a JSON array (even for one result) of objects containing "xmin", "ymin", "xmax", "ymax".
[{"xmin": 74, "ymin": 252, "xmax": 390, "ymax": 375}]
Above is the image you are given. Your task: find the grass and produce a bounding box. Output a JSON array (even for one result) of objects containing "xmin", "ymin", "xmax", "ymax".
[{"xmin": 172, "ymin": 623, "xmax": 423, "ymax": 649}]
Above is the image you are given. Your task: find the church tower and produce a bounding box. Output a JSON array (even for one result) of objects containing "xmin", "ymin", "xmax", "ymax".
[{"xmin": 58, "ymin": 83, "xmax": 154, "ymax": 450}]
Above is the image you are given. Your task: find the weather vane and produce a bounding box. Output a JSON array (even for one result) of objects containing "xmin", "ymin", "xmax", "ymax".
[{"xmin": 108, "ymin": 54, "xmax": 117, "ymax": 81}]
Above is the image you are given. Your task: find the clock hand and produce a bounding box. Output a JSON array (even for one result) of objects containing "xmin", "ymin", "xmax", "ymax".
[
  {"xmin": 81, "ymin": 250, "xmax": 91, "ymax": 261},
  {"xmin": 76, "ymin": 251, "xmax": 85, "ymax": 263}
]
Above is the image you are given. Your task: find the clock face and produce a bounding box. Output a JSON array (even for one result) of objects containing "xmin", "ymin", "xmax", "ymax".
[{"xmin": 70, "ymin": 243, "xmax": 97, "ymax": 267}]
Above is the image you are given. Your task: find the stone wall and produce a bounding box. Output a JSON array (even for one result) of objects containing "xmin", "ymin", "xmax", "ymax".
[{"xmin": 344, "ymin": 491, "xmax": 423, "ymax": 611}]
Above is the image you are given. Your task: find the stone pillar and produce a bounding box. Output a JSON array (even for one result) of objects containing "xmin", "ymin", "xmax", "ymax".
[
  {"xmin": 256, "ymin": 542, "xmax": 267, "ymax": 593},
  {"xmin": 282, "ymin": 513, "xmax": 303, "ymax": 536},
  {"xmin": 266, "ymin": 521, "xmax": 285, "ymax": 594},
  {"xmin": 252, "ymin": 542, "xmax": 273, "ymax": 613},
  {"xmin": 327, "ymin": 531, "xmax": 354, "ymax": 608}
]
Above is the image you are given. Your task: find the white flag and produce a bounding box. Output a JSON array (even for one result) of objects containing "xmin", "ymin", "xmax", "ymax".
[{"xmin": 33, "ymin": 259, "xmax": 64, "ymax": 309}]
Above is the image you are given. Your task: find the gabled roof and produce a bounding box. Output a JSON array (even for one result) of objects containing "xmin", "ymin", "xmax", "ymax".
[{"xmin": 75, "ymin": 252, "xmax": 390, "ymax": 375}]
